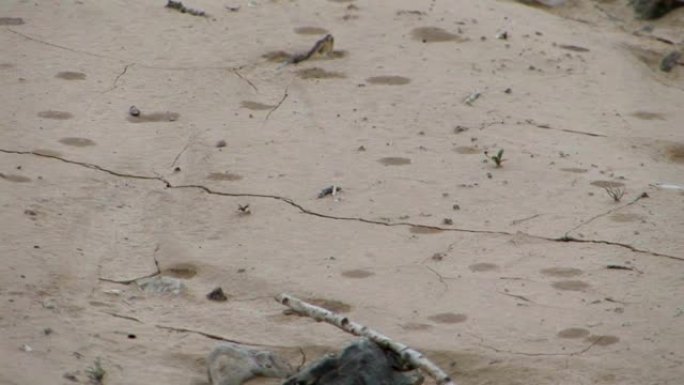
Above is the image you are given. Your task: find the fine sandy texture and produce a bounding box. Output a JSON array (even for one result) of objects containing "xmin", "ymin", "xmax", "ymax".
[{"xmin": 1, "ymin": 1, "xmax": 683, "ymax": 384}]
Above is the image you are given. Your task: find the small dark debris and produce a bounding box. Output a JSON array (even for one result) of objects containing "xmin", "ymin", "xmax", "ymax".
[
  {"xmin": 606, "ymin": 265, "xmax": 634, "ymax": 271},
  {"xmin": 357, "ymin": 145, "xmax": 366, "ymax": 151},
  {"xmin": 24, "ymin": 209, "xmax": 37, "ymax": 216},
  {"xmin": 128, "ymin": 106, "xmax": 140, "ymax": 117},
  {"xmin": 237, "ymin": 204, "xmax": 251, "ymax": 215},
  {"xmin": 443, "ymin": 218, "xmax": 453, "ymax": 225},
  {"xmin": 206, "ymin": 287, "xmax": 228, "ymax": 302},
  {"xmin": 216, "ymin": 140, "xmax": 227, "ymax": 148},
  {"xmin": 318, "ymin": 185, "xmax": 342, "ymax": 199},
  {"xmin": 640, "ymin": 192, "xmax": 649, "ymax": 198},
  {"xmin": 225, "ymin": 5, "xmax": 240, "ymax": 12},
  {"xmin": 173, "ymin": 167, "xmax": 181, "ymax": 173},
  {"xmin": 454, "ymin": 125, "xmax": 469, "ymax": 134},
  {"xmin": 558, "ymin": 44, "xmax": 590, "ymax": 53},
  {"xmin": 44, "ymin": 328, "xmax": 53, "ymax": 335},
  {"xmin": 284, "ymin": 338, "xmax": 423, "ymax": 385},
  {"xmin": 432, "ymin": 253, "xmax": 445, "ymax": 261},
  {"xmin": 396, "ymin": 10, "xmax": 426, "ymax": 16},
  {"xmin": 504, "ymin": 88, "xmax": 512, "ymax": 94},
  {"xmin": 452, "ymin": 204, "xmax": 460, "ymax": 210},
  {"xmin": 63, "ymin": 372, "xmax": 78, "ymax": 382},
  {"xmin": 660, "ymin": 51, "xmax": 682, "ymax": 72},
  {"xmin": 166, "ymin": 0, "xmax": 207, "ymax": 16},
  {"xmin": 127, "ymin": 334, "xmax": 136, "ymax": 339},
  {"xmin": 33, "ymin": 245, "xmax": 40, "ymax": 249},
  {"xmin": 237, "ymin": 268, "xmax": 246, "ymax": 273}
]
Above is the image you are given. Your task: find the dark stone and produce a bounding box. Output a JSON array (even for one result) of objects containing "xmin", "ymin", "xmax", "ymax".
[
  {"xmin": 206, "ymin": 287, "xmax": 228, "ymax": 302},
  {"xmin": 629, "ymin": 0, "xmax": 684, "ymax": 19},
  {"xmin": 283, "ymin": 338, "xmax": 423, "ymax": 385}
]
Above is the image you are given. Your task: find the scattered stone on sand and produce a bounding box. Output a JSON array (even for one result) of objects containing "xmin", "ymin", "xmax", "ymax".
[
  {"xmin": 206, "ymin": 287, "xmax": 229, "ymax": 302},
  {"xmin": 237, "ymin": 204, "xmax": 251, "ymax": 215},
  {"xmin": 629, "ymin": 0, "xmax": 684, "ymax": 19},
  {"xmin": 283, "ymin": 339, "xmax": 422, "ymax": 385},
  {"xmin": 318, "ymin": 185, "xmax": 342, "ymax": 198},
  {"xmin": 136, "ymin": 276, "xmax": 185, "ymax": 295},
  {"xmin": 660, "ymin": 51, "xmax": 681, "ymax": 72},
  {"xmin": 166, "ymin": 0, "xmax": 206, "ymax": 16}
]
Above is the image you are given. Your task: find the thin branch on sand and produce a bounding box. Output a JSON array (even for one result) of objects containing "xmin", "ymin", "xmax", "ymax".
[{"xmin": 275, "ymin": 293, "xmax": 456, "ymax": 385}]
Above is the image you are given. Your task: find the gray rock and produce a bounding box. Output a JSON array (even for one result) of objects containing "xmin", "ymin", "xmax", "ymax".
[{"xmin": 136, "ymin": 276, "xmax": 185, "ymax": 295}]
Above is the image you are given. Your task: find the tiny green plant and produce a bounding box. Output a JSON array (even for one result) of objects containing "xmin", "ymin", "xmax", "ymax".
[
  {"xmin": 485, "ymin": 149, "xmax": 505, "ymax": 167},
  {"xmin": 86, "ymin": 358, "xmax": 105, "ymax": 384},
  {"xmin": 603, "ymin": 186, "xmax": 625, "ymax": 202}
]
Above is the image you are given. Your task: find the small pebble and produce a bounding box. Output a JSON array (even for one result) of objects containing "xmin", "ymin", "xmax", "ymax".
[
  {"xmin": 207, "ymin": 287, "xmax": 228, "ymax": 302},
  {"xmin": 129, "ymin": 105, "xmax": 141, "ymax": 117}
]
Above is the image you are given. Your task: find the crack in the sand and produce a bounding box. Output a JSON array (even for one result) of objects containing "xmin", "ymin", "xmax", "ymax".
[
  {"xmin": 1, "ymin": 148, "xmax": 680, "ymax": 261},
  {"xmin": 523, "ymin": 119, "xmax": 606, "ymax": 138},
  {"xmin": 563, "ymin": 192, "xmax": 648, "ymax": 237},
  {"xmin": 102, "ymin": 63, "xmax": 133, "ymax": 93},
  {"xmin": 170, "ymin": 133, "xmax": 199, "ymax": 169},
  {"xmin": 100, "ymin": 311, "xmax": 273, "ymax": 346},
  {"xmin": 7, "ymin": 28, "xmax": 123, "ymax": 61},
  {"xmin": 497, "ymin": 291, "xmax": 533, "ymax": 303},
  {"xmin": 555, "ymin": 236, "xmax": 682, "ymax": 261},
  {"xmin": 5, "ymin": 28, "xmax": 244, "ymax": 72},
  {"xmin": 468, "ymin": 332, "xmax": 605, "ymax": 357},
  {"xmin": 233, "ymin": 69, "xmax": 258, "ymax": 93},
  {"xmin": 264, "ymin": 85, "xmax": 289, "ymax": 123},
  {"xmin": 99, "ymin": 245, "xmax": 161, "ymax": 284},
  {"xmin": 423, "ymin": 266, "xmax": 451, "ymax": 294}
]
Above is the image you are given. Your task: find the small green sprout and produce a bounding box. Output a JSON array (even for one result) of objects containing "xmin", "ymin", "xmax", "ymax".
[
  {"xmin": 86, "ymin": 358, "xmax": 105, "ymax": 384},
  {"xmin": 485, "ymin": 149, "xmax": 505, "ymax": 167}
]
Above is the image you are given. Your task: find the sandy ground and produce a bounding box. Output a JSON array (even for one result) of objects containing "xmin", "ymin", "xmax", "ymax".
[{"xmin": 1, "ymin": 0, "xmax": 683, "ymax": 384}]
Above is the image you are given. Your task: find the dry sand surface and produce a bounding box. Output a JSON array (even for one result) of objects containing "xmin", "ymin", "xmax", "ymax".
[{"xmin": 1, "ymin": 0, "xmax": 684, "ymax": 384}]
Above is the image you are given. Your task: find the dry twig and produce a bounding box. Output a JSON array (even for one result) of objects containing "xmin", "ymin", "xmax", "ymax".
[{"xmin": 275, "ymin": 293, "xmax": 456, "ymax": 385}]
